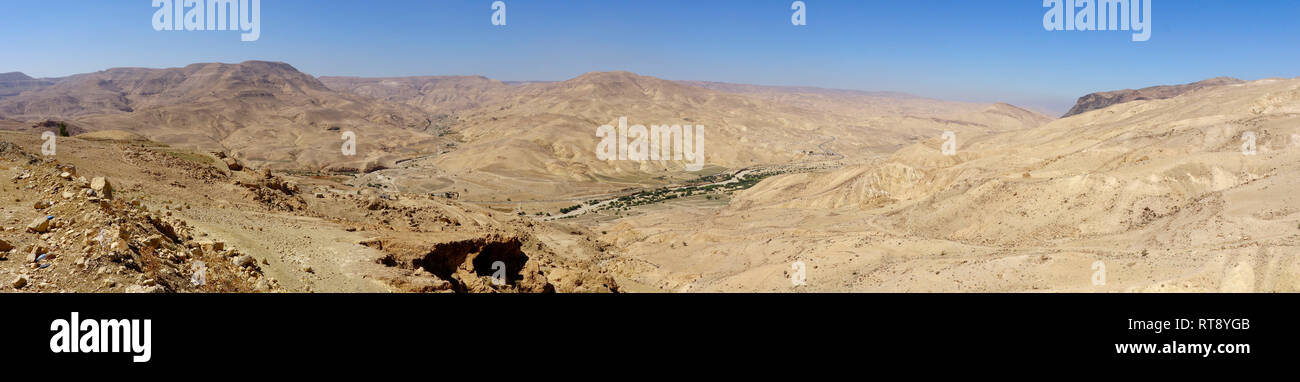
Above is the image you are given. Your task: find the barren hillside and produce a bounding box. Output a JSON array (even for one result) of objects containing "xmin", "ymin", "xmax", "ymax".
[
  {"xmin": 0, "ymin": 72, "xmax": 55, "ymax": 99},
  {"xmin": 597, "ymin": 77, "xmax": 1300, "ymax": 292},
  {"xmin": 0, "ymin": 131, "xmax": 617, "ymax": 293},
  {"xmin": 1063, "ymin": 77, "xmax": 1245, "ymax": 118},
  {"xmin": 320, "ymin": 75, "xmax": 515, "ymax": 116},
  {"xmin": 345, "ymin": 71, "xmax": 1052, "ymax": 203},
  {"xmin": 1, "ymin": 62, "xmax": 1074, "ymax": 293},
  {"xmin": 0, "ymin": 61, "xmax": 443, "ymax": 171}
]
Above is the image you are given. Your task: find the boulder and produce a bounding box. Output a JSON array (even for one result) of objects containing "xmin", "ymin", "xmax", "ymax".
[
  {"xmin": 223, "ymin": 157, "xmax": 242, "ymax": 171},
  {"xmin": 26, "ymin": 217, "xmax": 49, "ymax": 233},
  {"xmin": 90, "ymin": 177, "xmax": 112, "ymax": 199},
  {"xmin": 142, "ymin": 234, "xmax": 164, "ymax": 249},
  {"xmin": 234, "ymin": 255, "xmax": 256, "ymax": 268}
]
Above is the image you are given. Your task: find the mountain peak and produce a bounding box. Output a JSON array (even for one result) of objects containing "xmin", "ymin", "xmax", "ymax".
[
  {"xmin": 552, "ymin": 71, "xmax": 692, "ymax": 98},
  {"xmin": 237, "ymin": 60, "xmax": 303, "ymax": 73},
  {"xmin": 569, "ymin": 71, "xmax": 650, "ymax": 83},
  {"xmin": 0, "ymin": 72, "xmax": 33, "ymax": 81},
  {"xmin": 1194, "ymin": 76, "xmax": 1244, "ymax": 85},
  {"xmin": 176, "ymin": 61, "xmax": 306, "ymax": 75}
]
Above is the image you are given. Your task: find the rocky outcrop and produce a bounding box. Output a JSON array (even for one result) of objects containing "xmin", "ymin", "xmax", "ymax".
[
  {"xmin": 0, "ymin": 142, "xmax": 275, "ymax": 292},
  {"xmin": 1063, "ymin": 77, "xmax": 1244, "ymax": 118}
]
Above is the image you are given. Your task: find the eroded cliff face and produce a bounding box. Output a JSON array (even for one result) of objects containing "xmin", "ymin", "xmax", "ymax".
[{"xmin": 1062, "ymin": 77, "xmax": 1244, "ymax": 118}]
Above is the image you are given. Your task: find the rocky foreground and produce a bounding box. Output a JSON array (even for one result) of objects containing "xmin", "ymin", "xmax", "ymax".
[
  {"xmin": 0, "ymin": 132, "xmax": 619, "ymax": 293},
  {"xmin": 0, "ymin": 141, "xmax": 267, "ymax": 292}
]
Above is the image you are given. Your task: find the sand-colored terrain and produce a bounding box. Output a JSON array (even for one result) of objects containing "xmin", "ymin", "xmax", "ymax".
[
  {"xmin": 2, "ymin": 60, "xmax": 1293, "ymax": 293},
  {"xmin": 0, "ymin": 131, "xmax": 616, "ymax": 293},
  {"xmin": 595, "ymin": 78, "xmax": 1300, "ymax": 292},
  {"xmin": 0, "ymin": 62, "xmax": 442, "ymax": 172}
]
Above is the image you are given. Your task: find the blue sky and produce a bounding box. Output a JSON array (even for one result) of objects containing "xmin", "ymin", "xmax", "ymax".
[{"xmin": 2, "ymin": 0, "xmax": 1299, "ymax": 113}]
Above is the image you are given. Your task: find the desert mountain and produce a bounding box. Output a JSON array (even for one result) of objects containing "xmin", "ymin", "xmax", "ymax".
[
  {"xmin": 600, "ymin": 76, "xmax": 1300, "ymax": 292},
  {"xmin": 0, "ymin": 62, "xmax": 1051, "ymax": 204},
  {"xmin": 339, "ymin": 71, "xmax": 1052, "ymax": 202},
  {"xmin": 14, "ymin": 60, "xmax": 1267, "ymax": 294},
  {"xmin": 0, "ymin": 73, "xmax": 33, "ymax": 81},
  {"xmin": 0, "ymin": 61, "xmax": 441, "ymax": 171},
  {"xmin": 1062, "ymin": 77, "xmax": 1245, "ymax": 117},
  {"xmin": 0, "ymin": 72, "xmax": 55, "ymax": 99},
  {"xmin": 681, "ymin": 81, "xmax": 978, "ymax": 118},
  {"xmin": 320, "ymin": 75, "xmax": 514, "ymax": 116}
]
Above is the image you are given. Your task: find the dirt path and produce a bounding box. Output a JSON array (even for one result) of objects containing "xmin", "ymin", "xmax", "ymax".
[{"xmin": 180, "ymin": 207, "xmax": 393, "ymax": 292}]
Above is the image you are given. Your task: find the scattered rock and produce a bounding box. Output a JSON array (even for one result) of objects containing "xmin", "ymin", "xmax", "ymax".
[
  {"xmin": 26, "ymin": 248, "xmax": 50, "ymax": 262},
  {"xmin": 26, "ymin": 217, "xmax": 50, "ymax": 233},
  {"xmin": 234, "ymin": 255, "xmax": 256, "ymax": 268},
  {"xmin": 90, "ymin": 177, "xmax": 113, "ymax": 199},
  {"xmin": 357, "ymin": 237, "xmax": 383, "ymax": 249},
  {"xmin": 199, "ymin": 241, "xmax": 224, "ymax": 253},
  {"xmin": 125, "ymin": 284, "xmax": 165, "ymax": 293},
  {"xmin": 142, "ymin": 234, "xmax": 164, "ymax": 249},
  {"xmin": 12, "ymin": 275, "xmax": 28, "ymax": 289}
]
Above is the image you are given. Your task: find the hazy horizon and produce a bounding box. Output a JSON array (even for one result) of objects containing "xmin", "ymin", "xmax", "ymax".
[{"xmin": 5, "ymin": 0, "xmax": 1300, "ymax": 115}]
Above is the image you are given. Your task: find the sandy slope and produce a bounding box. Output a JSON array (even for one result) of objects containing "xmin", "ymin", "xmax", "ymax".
[
  {"xmin": 597, "ymin": 77, "xmax": 1300, "ymax": 292},
  {"xmin": 343, "ymin": 71, "xmax": 1051, "ymax": 202},
  {"xmin": 1, "ymin": 64, "xmax": 1051, "ymax": 206}
]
